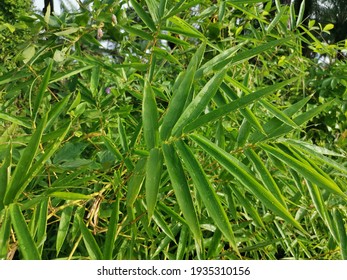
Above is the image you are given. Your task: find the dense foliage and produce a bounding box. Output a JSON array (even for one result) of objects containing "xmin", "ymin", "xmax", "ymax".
[{"xmin": 0, "ymin": 0, "xmax": 346, "ymax": 260}]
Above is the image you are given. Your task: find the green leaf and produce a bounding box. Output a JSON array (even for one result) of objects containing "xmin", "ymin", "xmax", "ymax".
[
  {"xmin": 153, "ymin": 209, "xmax": 176, "ymax": 242},
  {"xmin": 195, "ymin": 44, "xmax": 244, "ymax": 79},
  {"xmin": 4, "ymin": 114, "xmax": 48, "ymax": 205},
  {"xmin": 121, "ymin": 25, "xmax": 154, "ymax": 40},
  {"xmin": 259, "ymin": 99, "xmax": 300, "ymax": 129},
  {"xmin": 0, "ymin": 145, "xmax": 11, "ymax": 211},
  {"xmin": 103, "ymin": 198, "xmax": 120, "ymax": 260},
  {"xmin": 56, "ymin": 205, "xmax": 73, "ymax": 256},
  {"xmin": 126, "ymin": 157, "xmax": 147, "ymax": 207},
  {"xmin": 0, "ymin": 112, "xmax": 31, "ymax": 128},
  {"xmin": 162, "ymin": 143, "xmax": 203, "ymax": 250},
  {"xmin": 175, "ymin": 140, "xmax": 239, "ymax": 254},
  {"xmin": 54, "ymin": 27, "xmax": 80, "ymax": 36},
  {"xmin": 323, "ymin": 23, "xmax": 334, "ymax": 32},
  {"xmin": 261, "ymin": 143, "xmax": 347, "ymax": 199},
  {"xmin": 33, "ymin": 60, "xmax": 53, "ymax": 120},
  {"xmin": 36, "ymin": 198, "xmax": 48, "ymax": 252},
  {"xmin": 0, "ymin": 208, "xmax": 11, "ymax": 259},
  {"xmin": 160, "ymin": 42, "xmax": 206, "ymax": 140},
  {"xmin": 333, "ymin": 209, "xmax": 347, "ymax": 259},
  {"xmin": 9, "ymin": 203, "xmax": 41, "ymax": 260},
  {"xmin": 49, "ymin": 192, "xmax": 93, "ymax": 200},
  {"xmin": 172, "ymin": 69, "xmax": 227, "ymax": 137},
  {"xmin": 167, "ymin": 16, "xmax": 205, "ymax": 39},
  {"xmin": 184, "ymin": 78, "xmax": 297, "ymax": 133},
  {"xmin": 78, "ymin": 217, "xmax": 103, "ymax": 260},
  {"xmin": 244, "ymin": 148, "xmax": 287, "ymax": 207},
  {"xmin": 146, "ymin": 148, "xmax": 163, "ymax": 220},
  {"xmin": 130, "ymin": 0, "xmax": 157, "ymax": 32},
  {"xmin": 190, "ymin": 134, "xmax": 307, "ymax": 234},
  {"xmin": 143, "ymin": 80, "xmax": 160, "ymax": 149}
]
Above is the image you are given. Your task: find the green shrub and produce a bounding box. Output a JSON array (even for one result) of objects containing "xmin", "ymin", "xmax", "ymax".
[{"xmin": 0, "ymin": 0, "xmax": 346, "ymax": 260}]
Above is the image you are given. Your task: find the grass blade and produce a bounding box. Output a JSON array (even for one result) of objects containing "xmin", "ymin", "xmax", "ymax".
[{"xmin": 9, "ymin": 203, "xmax": 41, "ymax": 260}]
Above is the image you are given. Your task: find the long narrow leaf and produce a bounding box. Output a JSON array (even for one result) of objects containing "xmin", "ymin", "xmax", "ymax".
[
  {"xmin": 162, "ymin": 143, "xmax": 203, "ymax": 250},
  {"xmin": 172, "ymin": 69, "xmax": 227, "ymax": 137},
  {"xmin": 184, "ymin": 78, "xmax": 297, "ymax": 133},
  {"xmin": 175, "ymin": 140, "xmax": 239, "ymax": 254},
  {"xmin": 130, "ymin": 0, "xmax": 157, "ymax": 32},
  {"xmin": 190, "ymin": 134, "xmax": 307, "ymax": 234},
  {"xmin": 0, "ymin": 208, "xmax": 11, "ymax": 259},
  {"xmin": 146, "ymin": 148, "xmax": 163, "ymax": 220},
  {"xmin": 56, "ymin": 205, "xmax": 73, "ymax": 256},
  {"xmin": 78, "ymin": 217, "xmax": 103, "ymax": 260},
  {"xmin": 143, "ymin": 80, "xmax": 160, "ymax": 149},
  {"xmin": 103, "ymin": 197, "xmax": 120, "ymax": 260},
  {"xmin": 9, "ymin": 203, "xmax": 41, "ymax": 260},
  {"xmin": 261, "ymin": 143, "xmax": 347, "ymax": 199},
  {"xmin": 160, "ymin": 42, "xmax": 206, "ymax": 140},
  {"xmin": 4, "ymin": 114, "xmax": 48, "ymax": 205},
  {"xmin": 33, "ymin": 60, "xmax": 53, "ymax": 120}
]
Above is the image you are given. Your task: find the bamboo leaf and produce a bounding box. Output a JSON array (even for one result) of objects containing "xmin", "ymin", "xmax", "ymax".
[
  {"xmin": 244, "ymin": 148, "xmax": 287, "ymax": 207},
  {"xmin": 153, "ymin": 209, "xmax": 176, "ymax": 242},
  {"xmin": 126, "ymin": 157, "xmax": 147, "ymax": 207},
  {"xmin": 56, "ymin": 204, "xmax": 73, "ymax": 256},
  {"xmin": 190, "ymin": 134, "xmax": 307, "ymax": 234},
  {"xmin": 195, "ymin": 44, "xmax": 244, "ymax": 79},
  {"xmin": 78, "ymin": 217, "xmax": 103, "ymax": 260},
  {"xmin": 146, "ymin": 148, "xmax": 163, "ymax": 220},
  {"xmin": 0, "ymin": 208, "xmax": 11, "ymax": 259},
  {"xmin": 184, "ymin": 78, "xmax": 297, "ymax": 133},
  {"xmin": 175, "ymin": 140, "xmax": 239, "ymax": 254},
  {"xmin": 103, "ymin": 197, "xmax": 120, "ymax": 260},
  {"xmin": 49, "ymin": 192, "xmax": 92, "ymax": 200},
  {"xmin": 261, "ymin": 143, "xmax": 347, "ymax": 199},
  {"xmin": 130, "ymin": 0, "xmax": 157, "ymax": 32},
  {"xmin": 33, "ymin": 60, "xmax": 53, "ymax": 120},
  {"xmin": 333, "ymin": 209, "xmax": 347, "ymax": 259},
  {"xmin": 143, "ymin": 80, "xmax": 160, "ymax": 149},
  {"xmin": 168, "ymin": 16, "xmax": 205, "ymax": 39},
  {"xmin": 4, "ymin": 114, "xmax": 48, "ymax": 205},
  {"xmin": 172, "ymin": 69, "xmax": 227, "ymax": 137},
  {"xmin": 162, "ymin": 143, "xmax": 203, "ymax": 250},
  {"xmin": 160, "ymin": 42, "xmax": 206, "ymax": 140},
  {"xmin": 9, "ymin": 203, "xmax": 41, "ymax": 260},
  {"xmin": 229, "ymin": 185, "xmax": 265, "ymax": 228},
  {"xmin": 36, "ymin": 198, "xmax": 48, "ymax": 252}
]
